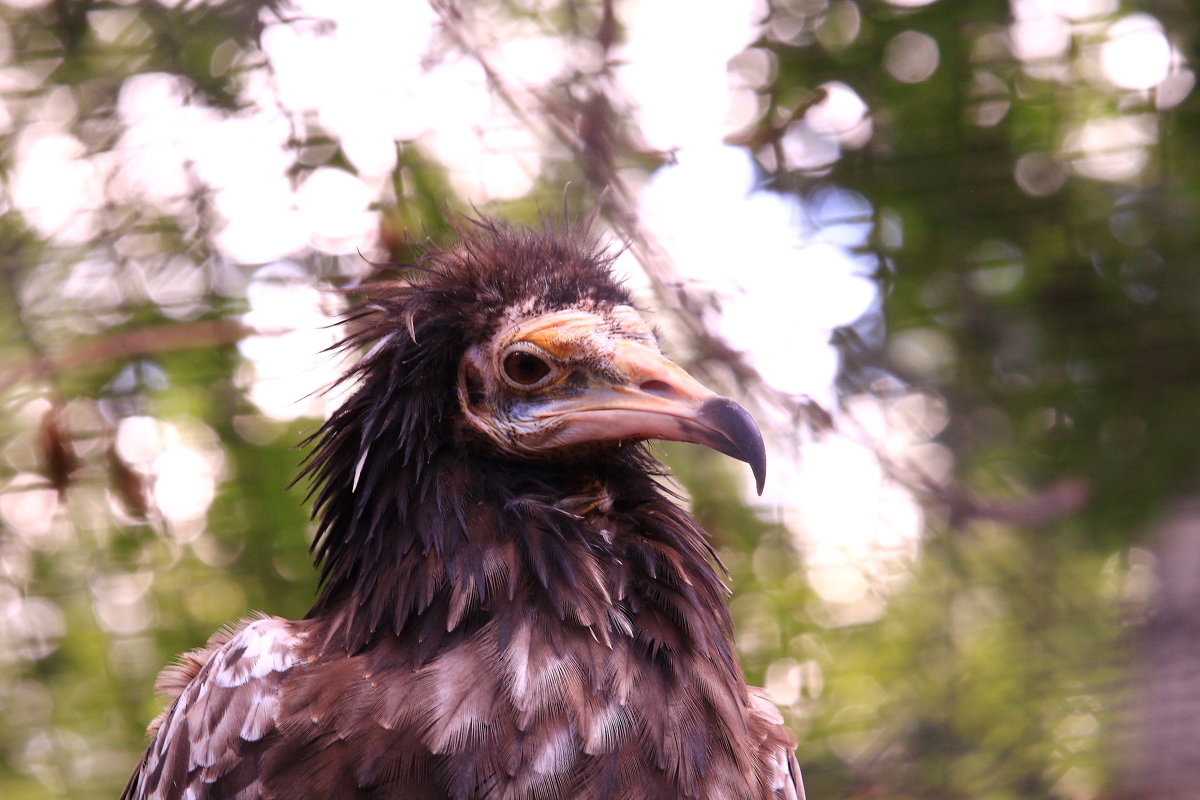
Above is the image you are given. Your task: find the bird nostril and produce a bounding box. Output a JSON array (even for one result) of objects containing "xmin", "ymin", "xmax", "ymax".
[{"xmin": 639, "ymin": 380, "xmax": 675, "ymax": 398}]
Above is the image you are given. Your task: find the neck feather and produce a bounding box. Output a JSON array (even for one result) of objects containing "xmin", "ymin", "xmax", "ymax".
[{"xmin": 302, "ymin": 386, "xmax": 735, "ymax": 677}]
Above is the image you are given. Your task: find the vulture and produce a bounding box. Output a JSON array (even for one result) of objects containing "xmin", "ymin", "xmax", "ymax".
[{"xmin": 122, "ymin": 218, "xmax": 804, "ymax": 800}]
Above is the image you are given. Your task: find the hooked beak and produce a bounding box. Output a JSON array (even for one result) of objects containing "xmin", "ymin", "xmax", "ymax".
[{"xmin": 534, "ymin": 341, "xmax": 767, "ymax": 494}]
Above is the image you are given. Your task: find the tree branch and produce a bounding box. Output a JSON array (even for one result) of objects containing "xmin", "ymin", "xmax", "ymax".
[{"xmin": 1, "ymin": 318, "xmax": 250, "ymax": 389}]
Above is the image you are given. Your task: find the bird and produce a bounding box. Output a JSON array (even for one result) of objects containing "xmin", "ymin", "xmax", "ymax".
[{"xmin": 121, "ymin": 217, "xmax": 804, "ymax": 800}]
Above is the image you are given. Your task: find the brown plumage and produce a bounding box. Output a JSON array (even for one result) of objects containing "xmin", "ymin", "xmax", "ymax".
[{"xmin": 122, "ymin": 219, "xmax": 803, "ymax": 800}]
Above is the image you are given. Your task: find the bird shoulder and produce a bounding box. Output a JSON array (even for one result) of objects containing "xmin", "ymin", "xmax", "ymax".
[{"xmin": 121, "ymin": 614, "xmax": 309, "ymax": 800}]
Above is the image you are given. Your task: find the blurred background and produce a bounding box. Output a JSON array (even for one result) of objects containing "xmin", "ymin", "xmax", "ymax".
[{"xmin": 1, "ymin": 0, "xmax": 1197, "ymax": 797}]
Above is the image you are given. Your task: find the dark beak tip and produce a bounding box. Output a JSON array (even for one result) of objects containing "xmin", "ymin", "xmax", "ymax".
[
  {"xmin": 698, "ymin": 396, "xmax": 767, "ymax": 495},
  {"xmin": 752, "ymin": 455, "xmax": 766, "ymax": 496}
]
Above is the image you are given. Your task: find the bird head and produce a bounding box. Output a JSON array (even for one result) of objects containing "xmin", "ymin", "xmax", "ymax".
[{"xmin": 318, "ymin": 218, "xmax": 765, "ymax": 494}]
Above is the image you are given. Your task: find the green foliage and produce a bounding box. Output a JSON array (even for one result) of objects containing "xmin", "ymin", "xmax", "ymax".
[{"xmin": 0, "ymin": 0, "xmax": 1193, "ymax": 798}]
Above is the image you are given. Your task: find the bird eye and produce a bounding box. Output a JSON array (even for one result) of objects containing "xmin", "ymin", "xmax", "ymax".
[{"xmin": 501, "ymin": 348, "xmax": 553, "ymax": 387}]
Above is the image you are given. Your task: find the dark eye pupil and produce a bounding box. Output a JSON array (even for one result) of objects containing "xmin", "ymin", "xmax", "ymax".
[{"xmin": 503, "ymin": 351, "xmax": 551, "ymax": 386}]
